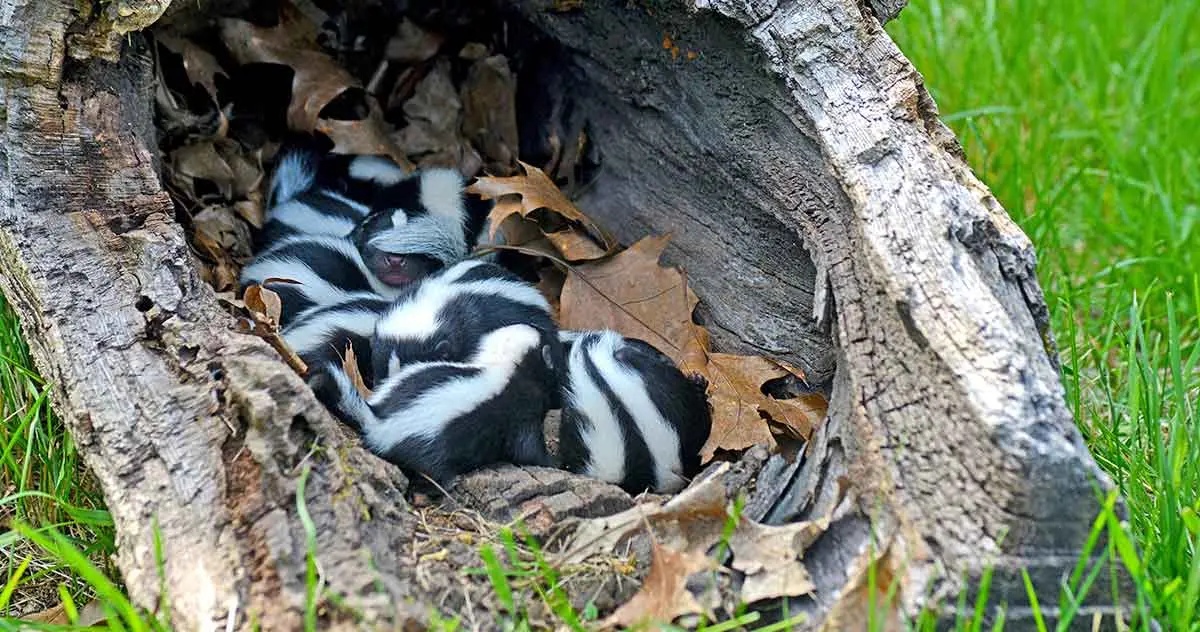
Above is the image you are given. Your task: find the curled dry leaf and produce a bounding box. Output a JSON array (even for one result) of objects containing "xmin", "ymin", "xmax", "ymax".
[
  {"xmin": 239, "ymin": 285, "xmax": 308, "ymax": 375},
  {"xmin": 243, "ymin": 285, "xmax": 283, "ymax": 327},
  {"xmin": 559, "ymin": 462, "xmax": 827, "ymax": 611},
  {"xmin": 467, "ymin": 161, "xmax": 614, "ymax": 254},
  {"xmin": 559, "ymin": 235, "xmax": 697, "ymax": 363},
  {"xmin": 694, "ymin": 353, "xmax": 827, "ymax": 462},
  {"xmin": 219, "ymin": 4, "xmax": 358, "ymax": 131},
  {"xmin": 343, "ymin": 344, "xmax": 373, "ymax": 398},
  {"xmin": 155, "ymin": 29, "xmax": 229, "ymax": 98},
  {"xmin": 603, "ymin": 541, "xmax": 713, "ymax": 627},
  {"xmin": 544, "ymin": 227, "xmax": 608, "ymax": 261}
]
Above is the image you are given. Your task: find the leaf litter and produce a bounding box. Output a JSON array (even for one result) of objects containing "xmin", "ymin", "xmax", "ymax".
[{"xmin": 150, "ymin": 0, "xmax": 830, "ymax": 624}]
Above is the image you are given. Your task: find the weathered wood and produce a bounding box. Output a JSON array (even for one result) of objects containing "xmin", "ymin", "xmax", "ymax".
[
  {"xmin": 0, "ymin": 3, "xmax": 445, "ymax": 629},
  {"xmin": 0, "ymin": 0, "xmax": 1132, "ymax": 629},
  {"xmin": 508, "ymin": 0, "xmax": 1129, "ymax": 627}
]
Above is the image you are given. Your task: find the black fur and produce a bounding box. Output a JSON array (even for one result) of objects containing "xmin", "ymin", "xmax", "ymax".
[
  {"xmin": 557, "ymin": 331, "xmax": 712, "ymax": 494},
  {"xmin": 318, "ymin": 324, "xmax": 555, "ymax": 483},
  {"xmin": 371, "ymin": 261, "xmax": 565, "ymax": 407}
]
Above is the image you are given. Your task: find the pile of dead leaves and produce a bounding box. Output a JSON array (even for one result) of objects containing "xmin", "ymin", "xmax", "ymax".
[{"xmin": 153, "ymin": 0, "xmax": 556, "ymax": 291}]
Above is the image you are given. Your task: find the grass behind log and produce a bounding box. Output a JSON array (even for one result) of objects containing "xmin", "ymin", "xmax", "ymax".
[
  {"xmin": 890, "ymin": 0, "xmax": 1200, "ymax": 625},
  {"xmin": 3, "ymin": 0, "xmax": 1199, "ymax": 627}
]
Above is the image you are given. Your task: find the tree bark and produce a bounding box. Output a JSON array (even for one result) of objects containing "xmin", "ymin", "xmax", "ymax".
[{"xmin": 0, "ymin": 0, "xmax": 1129, "ymax": 630}]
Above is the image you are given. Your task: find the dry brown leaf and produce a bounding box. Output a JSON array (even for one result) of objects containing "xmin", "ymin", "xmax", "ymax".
[
  {"xmin": 544, "ymin": 227, "xmax": 608, "ymax": 262},
  {"xmin": 25, "ymin": 600, "xmax": 107, "ymax": 626},
  {"xmin": 192, "ymin": 231, "xmax": 241, "ymax": 291},
  {"xmin": 392, "ymin": 58, "xmax": 481, "ymax": 176},
  {"xmin": 214, "ymin": 141, "xmax": 264, "ymax": 199},
  {"xmin": 155, "ymin": 29, "xmax": 228, "ymax": 97},
  {"xmin": 169, "ymin": 143, "xmax": 236, "ymax": 200},
  {"xmin": 317, "ymin": 108, "xmax": 412, "ymax": 170},
  {"xmin": 219, "ymin": 4, "xmax": 357, "ymax": 131},
  {"xmin": 343, "ymin": 344, "xmax": 373, "ymax": 398},
  {"xmin": 385, "ymin": 18, "xmax": 443, "ymax": 65},
  {"xmin": 603, "ymin": 541, "xmax": 713, "ymax": 627},
  {"xmin": 468, "ymin": 161, "xmax": 614, "ymax": 252},
  {"xmin": 234, "ymin": 196, "xmax": 266, "ymax": 229},
  {"xmin": 239, "ymin": 285, "xmax": 308, "ymax": 375},
  {"xmin": 244, "ymin": 285, "xmax": 283, "ymax": 326},
  {"xmin": 559, "ymin": 235, "xmax": 696, "ymax": 363},
  {"xmin": 695, "ymin": 353, "xmax": 825, "ymax": 461},
  {"xmin": 729, "ymin": 519, "xmax": 824, "ymax": 604},
  {"xmin": 194, "ymin": 206, "xmax": 254, "ymax": 260},
  {"xmin": 560, "ymin": 462, "xmax": 827, "ymax": 610},
  {"xmin": 460, "ymin": 55, "xmax": 519, "ymax": 175}
]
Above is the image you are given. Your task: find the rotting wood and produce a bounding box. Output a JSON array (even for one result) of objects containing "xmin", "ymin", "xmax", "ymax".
[{"xmin": 0, "ymin": 0, "xmax": 1132, "ymax": 630}]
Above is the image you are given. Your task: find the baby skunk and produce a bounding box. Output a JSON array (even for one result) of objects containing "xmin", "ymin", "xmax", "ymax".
[
  {"xmin": 261, "ymin": 150, "xmax": 405, "ymax": 246},
  {"xmin": 317, "ymin": 323, "xmax": 555, "ymax": 483},
  {"xmin": 240, "ymin": 234, "xmax": 400, "ymax": 327},
  {"xmin": 281, "ymin": 292, "xmax": 390, "ymax": 386},
  {"xmin": 242, "ymin": 159, "xmax": 488, "ymax": 326},
  {"xmin": 371, "ymin": 260, "xmax": 564, "ymax": 401},
  {"xmin": 557, "ymin": 330, "xmax": 712, "ymax": 494}
]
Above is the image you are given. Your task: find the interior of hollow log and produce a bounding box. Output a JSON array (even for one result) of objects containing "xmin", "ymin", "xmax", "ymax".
[{"xmin": 150, "ymin": 0, "xmax": 839, "ymax": 388}]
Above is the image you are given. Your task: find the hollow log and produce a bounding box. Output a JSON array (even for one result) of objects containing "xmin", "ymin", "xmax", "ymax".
[{"xmin": 0, "ymin": 0, "xmax": 1129, "ymax": 630}]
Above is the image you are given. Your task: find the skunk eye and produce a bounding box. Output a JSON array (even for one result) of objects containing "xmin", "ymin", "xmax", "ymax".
[{"xmin": 541, "ymin": 345, "xmax": 555, "ymax": 371}]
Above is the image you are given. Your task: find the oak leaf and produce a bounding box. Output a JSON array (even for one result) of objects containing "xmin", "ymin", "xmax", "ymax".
[
  {"xmin": 603, "ymin": 541, "xmax": 713, "ymax": 627},
  {"xmin": 219, "ymin": 4, "xmax": 356, "ymax": 132},
  {"xmin": 694, "ymin": 353, "xmax": 826, "ymax": 461},
  {"xmin": 559, "ymin": 235, "xmax": 697, "ymax": 363},
  {"xmin": 343, "ymin": 344, "xmax": 373, "ymax": 399},
  {"xmin": 468, "ymin": 161, "xmax": 614, "ymax": 255},
  {"xmin": 561, "ymin": 463, "xmax": 828, "ymax": 613}
]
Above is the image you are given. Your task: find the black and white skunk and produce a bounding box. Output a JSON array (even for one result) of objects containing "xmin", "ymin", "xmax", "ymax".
[
  {"xmin": 557, "ymin": 330, "xmax": 712, "ymax": 494},
  {"xmin": 261, "ymin": 151, "xmax": 405, "ymax": 245},
  {"xmin": 240, "ymin": 234, "xmax": 400, "ymax": 327},
  {"xmin": 316, "ymin": 323, "xmax": 555, "ymax": 482},
  {"xmin": 281, "ymin": 292, "xmax": 391, "ymax": 385},
  {"xmin": 242, "ymin": 153, "xmax": 491, "ymax": 326},
  {"xmin": 371, "ymin": 260, "xmax": 564, "ymax": 397}
]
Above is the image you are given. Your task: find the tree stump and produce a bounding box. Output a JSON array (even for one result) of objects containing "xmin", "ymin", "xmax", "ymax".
[{"xmin": 0, "ymin": 0, "xmax": 1129, "ymax": 629}]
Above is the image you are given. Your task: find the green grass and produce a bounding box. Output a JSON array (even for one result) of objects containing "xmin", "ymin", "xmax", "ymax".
[
  {"xmin": 889, "ymin": 0, "xmax": 1200, "ymax": 627},
  {"xmin": 4, "ymin": 0, "xmax": 1200, "ymax": 627},
  {"xmin": 0, "ymin": 295, "xmax": 120, "ymax": 622}
]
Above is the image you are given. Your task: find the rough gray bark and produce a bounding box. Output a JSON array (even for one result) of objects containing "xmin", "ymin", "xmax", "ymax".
[
  {"xmin": 510, "ymin": 0, "xmax": 1129, "ymax": 627},
  {"xmin": 0, "ymin": 0, "xmax": 1130, "ymax": 630}
]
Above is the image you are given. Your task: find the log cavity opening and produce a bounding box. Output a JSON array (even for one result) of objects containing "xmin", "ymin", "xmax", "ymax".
[{"xmin": 149, "ymin": 0, "xmax": 836, "ymax": 384}]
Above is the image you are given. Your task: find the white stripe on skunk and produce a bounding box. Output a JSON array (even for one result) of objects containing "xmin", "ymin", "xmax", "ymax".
[
  {"xmin": 371, "ymin": 261, "xmax": 563, "ymax": 404},
  {"xmin": 557, "ymin": 330, "xmax": 712, "ymax": 494},
  {"xmin": 318, "ymin": 323, "xmax": 554, "ymax": 483}
]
